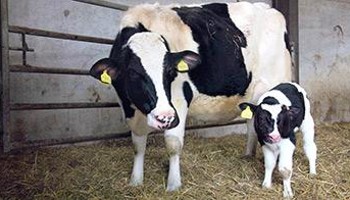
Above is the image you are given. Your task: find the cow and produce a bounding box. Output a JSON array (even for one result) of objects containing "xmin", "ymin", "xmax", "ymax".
[
  {"xmin": 89, "ymin": 2, "xmax": 292, "ymax": 191},
  {"xmin": 239, "ymin": 82, "xmax": 317, "ymax": 198}
]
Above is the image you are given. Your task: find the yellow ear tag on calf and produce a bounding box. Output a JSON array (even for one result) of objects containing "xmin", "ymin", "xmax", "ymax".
[
  {"xmin": 241, "ymin": 106, "xmax": 253, "ymax": 119},
  {"xmin": 100, "ymin": 70, "xmax": 112, "ymax": 84},
  {"xmin": 177, "ymin": 60, "xmax": 189, "ymax": 72}
]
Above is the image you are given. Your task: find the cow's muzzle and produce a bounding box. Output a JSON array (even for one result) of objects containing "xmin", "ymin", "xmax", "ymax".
[{"xmin": 147, "ymin": 110, "xmax": 179, "ymax": 131}]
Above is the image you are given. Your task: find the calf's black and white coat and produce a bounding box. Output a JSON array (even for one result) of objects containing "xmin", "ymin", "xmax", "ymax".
[{"xmin": 239, "ymin": 82, "xmax": 317, "ymax": 198}]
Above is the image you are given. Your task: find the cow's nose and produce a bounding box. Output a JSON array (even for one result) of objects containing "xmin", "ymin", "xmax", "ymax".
[{"xmin": 155, "ymin": 112, "xmax": 179, "ymax": 130}]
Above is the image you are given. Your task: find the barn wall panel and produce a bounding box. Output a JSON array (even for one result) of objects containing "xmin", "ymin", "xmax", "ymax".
[
  {"xmin": 10, "ymin": 73, "xmax": 117, "ymax": 104},
  {"xmin": 299, "ymin": 0, "xmax": 350, "ymax": 123},
  {"xmin": 10, "ymin": 108, "xmax": 129, "ymax": 143}
]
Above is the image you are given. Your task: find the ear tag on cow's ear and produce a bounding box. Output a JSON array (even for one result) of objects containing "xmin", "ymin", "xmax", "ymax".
[
  {"xmin": 100, "ymin": 70, "xmax": 112, "ymax": 85},
  {"xmin": 241, "ymin": 106, "xmax": 253, "ymax": 119},
  {"xmin": 177, "ymin": 60, "xmax": 189, "ymax": 72}
]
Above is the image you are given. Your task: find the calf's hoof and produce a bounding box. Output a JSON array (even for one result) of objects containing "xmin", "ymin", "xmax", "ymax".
[
  {"xmin": 166, "ymin": 182, "xmax": 181, "ymax": 192},
  {"xmin": 262, "ymin": 181, "xmax": 272, "ymax": 189}
]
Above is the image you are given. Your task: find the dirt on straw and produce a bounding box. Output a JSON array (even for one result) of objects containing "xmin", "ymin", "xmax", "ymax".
[{"xmin": 0, "ymin": 123, "xmax": 349, "ymax": 200}]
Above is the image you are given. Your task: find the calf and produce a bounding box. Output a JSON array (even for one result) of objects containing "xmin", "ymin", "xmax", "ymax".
[{"xmin": 239, "ymin": 82, "xmax": 317, "ymax": 198}]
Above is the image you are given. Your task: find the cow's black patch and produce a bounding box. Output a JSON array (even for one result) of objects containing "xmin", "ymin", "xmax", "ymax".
[
  {"xmin": 262, "ymin": 96, "xmax": 279, "ymax": 105},
  {"xmin": 173, "ymin": 6, "xmax": 251, "ymax": 97},
  {"xmin": 108, "ymin": 23, "xmax": 158, "ymax": 117},
  {"xmin": 273, "ymin": 83, "xmax": 305, "ymax": 127},
  {"xmin": 284, "ymin": 32, "xmax": 292, "ymax": 54},
  {"xmin": 202, "ymin": 3, "xmax": 230, "ymax": 18},
  {"xmin": 183, "ymin": 81, "xmax": 193, "ymax": 107}
]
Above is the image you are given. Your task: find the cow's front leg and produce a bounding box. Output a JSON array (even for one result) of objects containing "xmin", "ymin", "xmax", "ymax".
[
  {"xmin": 244, "ymin": 119, "xmax": 258, "ymax": 157},
  {"xmin": 164, "ymin": 101, "xmax": 188, "ymax": 191},
  {"xmin": 130, "ymin": 132, "xmax": 148, "ymax": 186},
  {"xmin": 165, "ymin": 132, "xmax": 183, "ymax": 191}
]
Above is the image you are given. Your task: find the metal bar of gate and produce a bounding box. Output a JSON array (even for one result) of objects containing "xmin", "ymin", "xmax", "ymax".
[
  {"xmin": 11, "ymin": 102, "xmax": 120, "ymax": 110},
  {"xmin": 10, "ymin": 64, "xmax": 90, "ymax": 75},
  {"xmin": 72, "ymin": 0, "xmax": 129, "ymax": 11},
  {"xmin": 8, "ymin": 26, "xmax": 114, "ymax": 45},
  {"xmin": 1, "ymin": 0, "xmax": 11, "ymax": 152}
]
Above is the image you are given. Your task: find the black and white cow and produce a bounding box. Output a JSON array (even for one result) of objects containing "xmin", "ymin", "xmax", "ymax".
[
  {"xmin": 89, "ymin": 2, "xmax": 292, "ymax": 191},
  {"xmin": 239, "ymin": 82, "xmax": 317, "ymax": 198}
]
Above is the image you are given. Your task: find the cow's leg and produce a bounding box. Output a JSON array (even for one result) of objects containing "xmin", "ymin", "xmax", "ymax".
[
  {"xmin": 262, "ymin": 145, "xmax": 277, "ymax": 188},
  {"xmin": 300, "ymin": 114, "xmax": 317, "ymax": 175},
  {"xmin": 244, "ymin": 119, "xmax": 258, "ymax": 157},
  {"xmin": 164, "ymin": 102, "xmax": 188, "ymax": 191},
  {"xmin": 278, "ymin": 140, "xmax": 295, "ymax": 199},
  {"xmin": 130, "ymin": 132, "xmax": 148, "ymax": 186}
]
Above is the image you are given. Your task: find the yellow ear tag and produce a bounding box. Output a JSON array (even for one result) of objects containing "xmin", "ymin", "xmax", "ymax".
[
  {"xmin": 177, "ymin": 60, "xmax": 189, "ymax": 72},
  {"xmin": 241, "ymin": 106, "xmax": 253, "ymax": 119},
  {"xmin": 100, "ymin": 70, "xmax": 112, "ymax": 84}
]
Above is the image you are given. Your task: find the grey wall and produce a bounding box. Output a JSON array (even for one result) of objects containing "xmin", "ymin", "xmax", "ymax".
[{"xmin": 299, "ymin": 0, "xmax": 350, "ymax": 123}]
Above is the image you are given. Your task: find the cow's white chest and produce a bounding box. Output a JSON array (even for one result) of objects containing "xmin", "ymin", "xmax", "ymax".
[{"xmin": 187, "ymin": 93, "xmax": 246, "ymax": 124}]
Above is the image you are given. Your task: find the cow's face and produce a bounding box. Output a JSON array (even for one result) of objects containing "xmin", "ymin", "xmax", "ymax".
[
  {"xmin": 239, "ymin": 103, "xmax": 301, "ymax": 144},
  {"xmin": 90, "ymin": 32, "xmax": 200, "ymax": 130}
]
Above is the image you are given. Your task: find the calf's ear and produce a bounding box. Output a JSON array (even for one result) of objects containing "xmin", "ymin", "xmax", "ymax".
[
  {"xmin": 89, "ymin": 58, "xmax": 119, "ymax": 84},
  {"xmin": 286, "ymin": 106, "xmax": 301, "ymax": 121},
  {"xmin": 172, "ymin": 51, "xmax": 201, "ymax": 73}
]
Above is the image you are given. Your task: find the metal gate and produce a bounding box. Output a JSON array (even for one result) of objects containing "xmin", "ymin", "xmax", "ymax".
[{"xmin": 1, "ymin": 0, "xmax": 297, "ymax": 152}]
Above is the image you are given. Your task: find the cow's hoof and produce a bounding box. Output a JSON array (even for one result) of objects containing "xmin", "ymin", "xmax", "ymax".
[
  {"xmin": 166, "ymin": 183, "xmax": 181, "ymax": 192},
  {"xmin": 129, "ymin": 176, "xmax": 143, "ymax": 186}
]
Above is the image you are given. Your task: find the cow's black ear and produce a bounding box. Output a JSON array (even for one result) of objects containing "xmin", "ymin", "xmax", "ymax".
[
  {"xmin": 172, "ymin": 51, "xmax": 201, "ymax": 73},
  {"xmin": 89, "ymin": 58, "xmax": 119, "ymax": 84}
]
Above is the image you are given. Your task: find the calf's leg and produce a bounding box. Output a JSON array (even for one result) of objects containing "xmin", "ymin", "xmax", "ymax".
[
  {"xmin": 300, "ymin": 114, "xmax": 317, "ymax": 175},
  {"xmin": 279, "ymin": 140, "xmax": 295, "ymax": 198},
  {"xmin": 130, "ymin": 132, "xmax": 148, "ymax": 186},
  {"xmin": 262, "ymin": 146, "xmax": 277, "ymax": 188}
]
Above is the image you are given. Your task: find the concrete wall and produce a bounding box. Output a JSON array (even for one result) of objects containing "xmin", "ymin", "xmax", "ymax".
[{"xmin": 299, "ymin": 0, "xmax": 350, "ymax": 123}]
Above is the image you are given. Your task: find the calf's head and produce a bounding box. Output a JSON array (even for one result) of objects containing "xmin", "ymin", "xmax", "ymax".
[
  {"xmin": 239, "ymin": 102, "xmax": 301, "ymax": 144},
  {"xmin": 90, "ymin": 32, "xmax": 200, "ymax": 130}
]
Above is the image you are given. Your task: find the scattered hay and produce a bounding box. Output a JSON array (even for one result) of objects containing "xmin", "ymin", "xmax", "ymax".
[{"xmin": 0, "ymin": 123, "xmax": 349, "ymax": 199}]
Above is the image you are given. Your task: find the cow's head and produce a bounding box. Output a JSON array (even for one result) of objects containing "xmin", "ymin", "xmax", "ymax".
[
  {"xmin": 90, "ymin": 32, "xmax": 201, "ymax": 130},
  {"xmin": 239, "ymin": 102, "xmax": 301, "ymax": 144}
]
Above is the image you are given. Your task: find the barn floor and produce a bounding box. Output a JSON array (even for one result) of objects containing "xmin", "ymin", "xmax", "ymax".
[{"xmin": 0, "ymin": 123, "xmax": 349, "ymax": 199}]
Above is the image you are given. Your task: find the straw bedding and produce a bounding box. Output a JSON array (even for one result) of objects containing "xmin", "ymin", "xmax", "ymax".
[{"xmin": 0, "ymin": 123, "xmax": 349, "ymax": 199}]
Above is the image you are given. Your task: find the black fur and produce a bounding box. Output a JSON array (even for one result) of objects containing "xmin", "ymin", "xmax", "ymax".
[
  {"xmin": 173, "ymin": 6, "xmax": 252, "ymax": 97},
  {"xmin": 183, "ymin": 81, "xmax": 193, "ymax": 107},
  {"xmin": 108, "ymin": 23, "xmax": 157, "ymax": 117}
]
